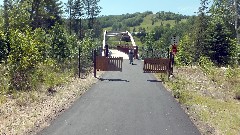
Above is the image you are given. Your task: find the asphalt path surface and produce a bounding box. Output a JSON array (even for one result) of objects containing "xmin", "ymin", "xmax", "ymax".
[{"xmin": 38, "ymin": 56, "xmax": 200, "ymax": 135}]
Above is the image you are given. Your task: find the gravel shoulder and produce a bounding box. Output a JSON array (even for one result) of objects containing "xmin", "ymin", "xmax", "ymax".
[{"xmin": 0, "ymin": 71, "xmax": 104, "ymax": 135}]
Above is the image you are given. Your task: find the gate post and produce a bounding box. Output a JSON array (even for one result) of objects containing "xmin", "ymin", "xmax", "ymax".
[
  {"xmin": 169, "ymin": 52, "xmax": 174, "ymax": 75},
  {"xmin": 105, "ymin": 44, "xmax": 109, "ymax": 57},
  {"xmin": 168, "ymin": 48, "xmax": 170, "ymax": 59},
  {"xmin": 135, "ymin": 46, "xmax": 138, "ymax": 59},
  {"xmin": 94, "ymin": 49, "xmax": 97, "ymax": 78}
]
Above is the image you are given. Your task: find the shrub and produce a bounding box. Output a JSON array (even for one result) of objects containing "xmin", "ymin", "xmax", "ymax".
[
  {"xmin": 8, "ymin": 28, "xmax": 47, "ymax": 91},
  {"xmin": 175, "ymin": 34, "xmax": 194, "ymax": 66}
]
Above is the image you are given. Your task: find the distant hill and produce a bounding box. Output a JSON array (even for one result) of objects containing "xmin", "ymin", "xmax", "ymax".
[{"xmin": 97, "ymin": 11, "xmax": 190, "ymax": 32}]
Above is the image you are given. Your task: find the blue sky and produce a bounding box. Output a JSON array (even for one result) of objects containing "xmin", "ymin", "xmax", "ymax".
[
  {"xmin": 96, "ymin": 0, "xmax": 201, "ymax": 16},
  {"xmin": 0, "ymin": 0, "xmax": 201, "ymax": 16}
]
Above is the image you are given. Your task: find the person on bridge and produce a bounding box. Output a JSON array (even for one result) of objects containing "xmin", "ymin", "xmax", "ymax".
[{"xmin": 129, "ymin": 49, "xmax": 134, "ymax": 65}]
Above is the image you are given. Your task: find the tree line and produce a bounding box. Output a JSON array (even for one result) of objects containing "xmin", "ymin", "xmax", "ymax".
[
  {"xmin": 176, "ymin": 0, "xmax": 240, "ymax": 66},
  {"xmin": 126, "ymin": 0, "xmax": 240, "ymax": 66},
  {"xmin": 0, "ymin": 0, "xmax": 102, "ymax": 92},
  {"xmin": 97, "ymin": 11, "xmax": 190, "ymax": 31}
]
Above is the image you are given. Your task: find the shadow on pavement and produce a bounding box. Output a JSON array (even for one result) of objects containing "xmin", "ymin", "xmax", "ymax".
[
  {"xmin": 147, "ymin": 80, "xmax": 162, "ymax": 82},
  {"xmin": 98, "ymin": 78, "xmax": 130, "ymax": 82}
]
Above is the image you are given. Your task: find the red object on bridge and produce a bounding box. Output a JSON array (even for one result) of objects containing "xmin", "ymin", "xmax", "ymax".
[{"xmin": 172, "ymin": 45, "xmax": 177, "ymax": 55}]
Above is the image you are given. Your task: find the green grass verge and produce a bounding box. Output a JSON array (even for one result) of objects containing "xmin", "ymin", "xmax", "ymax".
[
  {"xmin": 186, "ymin": 92, "xmax": 240, "ymax": 135},
  {"xmin": 155, "ymin": 67, "xmax": 240, "ymax": 135}
]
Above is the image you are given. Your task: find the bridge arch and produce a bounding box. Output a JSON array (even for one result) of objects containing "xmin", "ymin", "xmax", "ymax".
[{"xmin": 103, "ymin": 30, "xmax": 138, "ymax": 59}]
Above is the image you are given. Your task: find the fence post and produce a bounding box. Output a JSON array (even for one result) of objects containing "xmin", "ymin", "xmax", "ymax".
[
  {"xmin": 167, "ymin": 48, "xmax": 170, "ymax": 59},
  {"xmin": 78, "ymin": 46, "xmax": 81, "ymax": 78},
  {"xmin": 94, "ymin": 49, "xmax": 97, "ymax": 78},
  {"xmin": 169, "ymin": 52, "xmax": 174, "ymax": 75}
]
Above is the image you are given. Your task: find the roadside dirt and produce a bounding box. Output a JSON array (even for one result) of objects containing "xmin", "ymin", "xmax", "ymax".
[{"xmin": 0, "ymin": 71, "xmax": 103, "ymax": 135}]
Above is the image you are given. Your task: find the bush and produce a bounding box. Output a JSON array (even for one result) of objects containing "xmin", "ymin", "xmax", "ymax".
[
  {"xmin": 8, "ymin": 28, "xmax": 39, "ymax": 90},
  {"xmin": 7, "ymin": 27, "xmax": 50, "ymax": 91},
  {"xmin": 198, "ymin": 56, "xmax": 215, "ymax": 74},
  {"xmin": 175, "ymin": 34, "xmax": 194, "ymax": 66}
]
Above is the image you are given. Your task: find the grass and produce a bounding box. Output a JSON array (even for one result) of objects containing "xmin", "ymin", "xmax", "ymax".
[
  {"xmin": 156, "ymin": 66, "xmax": 240, "ymax": 135},
  {"xmin": 0, "ymin": 60, "xmax": 73, "ymax": 106},
  {"xmin": 186, "ymin": 92, "xmax": 240, "ymax": 135}
]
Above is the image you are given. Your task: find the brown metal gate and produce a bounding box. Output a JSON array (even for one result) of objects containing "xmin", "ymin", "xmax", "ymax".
[
  {"xmin": 96, "ymin": 56, "xmax": 123, "ymax": 72},
  {"xmin": 143, "ymin": 58, "xmax": 170, "ymax": 74},
  {"xmin": 117, "ymin": 45, "xmax": 138, "ymax": 59}
]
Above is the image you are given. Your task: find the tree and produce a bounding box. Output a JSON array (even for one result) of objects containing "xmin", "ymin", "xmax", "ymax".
[
  {"xmin": 84, "ymin": 0, "xmax": 101, "ymax": 29},
  {"xmin": 145, "ymin": 32, "xmax": 155, "ymax": 51},
  {"xmin": 30, "ymin": 0, "xmax": 43, "ymax": 29},
  {"xmin": 30, "ymin": 0, "xmax": 63, "ymax": 29},
  {"xmin": 175, "ymin": 34, "xmax": 194, "ymax": 65},
  {"xmin": 72, "ymin": 0, "xmax": 85, "ymax": 39},
  {"xmin": 204, "ymin": 0, "xmax": 234, "ymax": 65},
  {"xmin": 3, "ymin": 0, "xmax": 11, "ymax": 57},
  {"xmin": 65, "ymin": 0, "xmax": 74, "ymax": 34},
  {"xmin": 192, "ymin": 0, "xmax": 210, "ymax": 61},
  {"xmin": 43, "ymin": 0, "xmax": 63, "ymax": 29}
]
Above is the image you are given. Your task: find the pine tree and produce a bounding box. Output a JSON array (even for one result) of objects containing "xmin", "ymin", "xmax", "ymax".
[
  {"xmin": 30, "ymin": 0, "xmax": 63, "ymax": 29},
  {"xmin": 192, "ymin": 0, "xmax": 210, "ymax": 61},
  {"xmin": 3, "ymin": 0, "xmax": 11, "ymax": 57},
  {"xmin": 65, "ymin": 0, "xmax": 74, "ymax": 35},
  {"xmin": 84, "ymin": 0, "xmax": 92, "ymax": 29},
  {"xmin": 44, "ymin": 0, "xmax": 63, "ymax": 29},
  {"xmin": 72, "ymin": 0, "xmax": 85, "ymax": 39},
  {"xmin": 84, "ymin": 0, "xmax": 101, "ymax": 29},
  {"xmin": 204, "ymin": 0, "xmax": 235, "ymax": 65}
]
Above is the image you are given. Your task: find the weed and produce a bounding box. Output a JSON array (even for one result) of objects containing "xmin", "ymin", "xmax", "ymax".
[
  {"xmin": 16, "ymin": 94, "xmax": 28, "ymax": 107},
  {"xmin": 0, "ymin": 95, "xmax": 6, "ymax": 105},
  {"xmin": 235, "ymin": 90, "xmax": 240, "ymax": 100}
]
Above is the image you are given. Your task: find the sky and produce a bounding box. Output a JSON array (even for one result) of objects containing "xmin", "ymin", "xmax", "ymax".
[
  {"xmin": 96, "ymin": 0, "xmax": 201, "ymax": 16},
  {"xmin": 0, "ymin": 0, "xmax": 201, "ymax": 16}
]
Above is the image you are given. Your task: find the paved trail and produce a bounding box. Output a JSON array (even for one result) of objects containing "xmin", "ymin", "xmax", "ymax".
[{"xmin": 39, "ymin": 50, "xmax": 200, "ymax": 135}]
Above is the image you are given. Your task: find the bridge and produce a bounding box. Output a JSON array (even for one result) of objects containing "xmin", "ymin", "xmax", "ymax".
[{"xmin": 102, "ymin": 30, "xmax": 138, "ymax": 59}]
